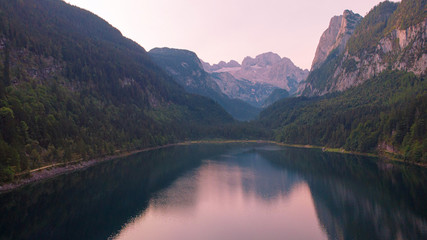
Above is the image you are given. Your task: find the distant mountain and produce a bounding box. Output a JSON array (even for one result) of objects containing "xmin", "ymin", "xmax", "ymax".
[
  {"xmin": 203, "ymin": 52, "xmax": 308, "ymax": 107},
  {"xmin": 209, "ymin": 71, "xmax": 279, "ymax": 108},
  {"xmin": 149, "ymin": 48, "xmax": 260, "ymax": 121},
  {"xmin": 301, "ymin": 0, "xmax": 426, "ymax": 96},
  {"xmin": 202, "ymin": 60, "xmax": 241, "ymax": 72},
  {"xmin": 0, "ymin": 0, "xmax": 234, "ymax": 180}
]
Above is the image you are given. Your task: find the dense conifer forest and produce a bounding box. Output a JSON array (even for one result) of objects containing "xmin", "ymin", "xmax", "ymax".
[
  {"xmin": 0, "ymin": 0, "xmax": 267, "ymax": 181},
  {"xmin": 286, "ymin": 0, "xmax": 426, "ymax": 162},
  {"xmin": 0, "ymin": 0, "xmax": 425, "ymax": 182},
  {"xmin": 259, "ymin": 71, "xmax": 426, "ymax": 162}
]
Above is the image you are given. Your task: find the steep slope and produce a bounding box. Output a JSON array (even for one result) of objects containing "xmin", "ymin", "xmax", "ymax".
[
  {"xmin": 260, "ymin": 0, "xmax": 427, "ymax": 162},
  {"xmin": 310, "ymin": 10, "xmax": 363, "ymax": 71},
  {"xmin": 204, "ymin": 52, "xmax": 309, "ymax": 107},
  {"xmin": 261, "ymin": 88, "xmax": 289, "ymax": 108},
  {"xmin": 149, "ymin": 48, "xmax": 223, "ymax": 101},
  {"xmin": 0, "ymin": 0, "xmax": 234, "ymax": 180},
  {"xmin": 301, "ymin": 0, "xmax": 426, "ymax": 96},
  {"xmin": 260, "ymin": 70, "xmax": 426, "ymax": 162},
  {"xmin": 210, "ymin": 71, "xmax": 279, "ymax": 108},
  {"xmin": 149, "ymin": 48, "xmax": 260, "ymax": 121}
]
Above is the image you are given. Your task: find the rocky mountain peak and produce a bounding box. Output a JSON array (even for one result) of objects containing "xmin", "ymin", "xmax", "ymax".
[
  {"xmin": 202, "ymin": 59, "xmax": 241, "ymax": 72},
  {"xmin": 332, "ymin": 10, "xmax": 363, "ymax": 52},
  {"xmin": 225, "ymin": 60, "xmax": 241, "ymax": 68},
  {"xmin": 310, "ymin": 10, "xmax": 362, "ymax": 71},
  {"xmin": 310, "ymin": 15, "xmax": 342, "ymax": 71},
  {"xmin": 205, "ymin": 52, "xmax": 309, "ymax": 100},
  {"xmin": 242, "ymin": 52, "xmax": 282, "ymax": 68}
]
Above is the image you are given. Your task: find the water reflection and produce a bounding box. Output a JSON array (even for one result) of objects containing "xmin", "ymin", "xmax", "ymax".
[
  {"xmin": 0, "ymin": 144, "xmax": 426, "ymax": 240},
  {"xmin": 259, "ymin": 147, "xmax": 427, "ymax": 240},
  {"xmin": 113, "ymin": 148, "xmax": 326, "ymax": 240},
  {"xmin": 0, "ymin": 145, "xmax": 230, "ymax": 240}
]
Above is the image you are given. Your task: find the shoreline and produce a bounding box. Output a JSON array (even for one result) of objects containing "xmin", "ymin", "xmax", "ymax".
[
  {"xmin": 0, "ymin": 140, "xmax": 422, "ymax": 193},
  {"xmin": 0, "ymin": 142, "xmax": 189, "ymax": 194}
]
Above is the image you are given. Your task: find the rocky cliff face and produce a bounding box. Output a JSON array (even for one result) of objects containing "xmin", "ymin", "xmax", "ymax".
[
  {"xmin": 301, "ymin": 1, "xmax": 426, "ymax": 97},
  {"xmin": 329, "ymin": 18, "xmax": 426, "ymax": 93},
  {"xmin": 311, "ymin": 10, "xmax": 362, "ymax": 71},
  {"xmin": 204, "ymin": 52, "xmax": 308, "ymax": 106},
  {"xmin": 310, "ymin": 16, "xmax": 342, "ymax": 71}
]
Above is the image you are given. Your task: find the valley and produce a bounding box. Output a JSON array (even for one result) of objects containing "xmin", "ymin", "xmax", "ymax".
[
  {"xmin": 0, "ymin": 0, "xmax": 425, "ymax": 184},
  {"xmin": 0, "ymin": 0, "xmax": 426, "ymax": 239}
]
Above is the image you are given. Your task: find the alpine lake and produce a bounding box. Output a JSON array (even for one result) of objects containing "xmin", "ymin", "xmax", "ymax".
[{"xmin": 1, "ymin": 143, "xmax": 426, "ymax": 240}]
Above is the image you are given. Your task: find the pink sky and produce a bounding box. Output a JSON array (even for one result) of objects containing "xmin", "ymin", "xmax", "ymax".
[{"xmin": 66, "ymin": 0, "xmax": 397, "ymax": 70}]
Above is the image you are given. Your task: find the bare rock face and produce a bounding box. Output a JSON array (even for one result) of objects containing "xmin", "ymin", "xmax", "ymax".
[
  {"xmin": 301, "ymin": 16, "xmax": 426, "ymax": 97},
  {"xmin": 332, "ymin": 11, "xmax": 363, "ymax": 55},
  {"xmin": 242, "ymin": 52, "xmax": 282, "ymax": 68},
  {"xmin": 301, "ymin": 0, "xmax": 427, "ymax": 98},
  {"xmin": 205, "ymin": 52, "xmax": 309, "ymax": 93},
  {"xmin": 332, "ymin": 18, "xmax": 427, "ymax": 92},
  {"xmin": 311, "ymin": 10, "xmax": 362, "ymax": 71},
  {"xmin": 203, "ymin": 52, "xmax": 308, "ymax": 106},
  {"xmin": 310, "ymin": 15, "xmax": 343, "ymax": 71}
]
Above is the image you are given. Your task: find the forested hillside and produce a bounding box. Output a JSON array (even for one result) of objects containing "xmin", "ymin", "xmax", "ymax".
[
  {"xmin": 346, "ymin": 1, "xmax": 399, "ymax": 55},
  {"xmin": 0, "ymin": 0, "xmax": 239, "ymax": 181},
  {"xmin": 148, "ymin": 48, "xmax": 261, "ymax": 121},
  {"xmin": 0, "ymin": 0, "xmax": 425, "ymax": 183},
  {"xmin": 260, "ymin": 71, "xmax": 426, "ymax": 163},
  {"xmin": 267, "ymin": 0, "xmax": 427, "ymax": 163}
]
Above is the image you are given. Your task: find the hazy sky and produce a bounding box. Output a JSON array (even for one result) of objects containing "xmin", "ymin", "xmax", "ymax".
[{"xmin": 65, "ymin": 0, "xmax": 395, "ymax": 69}]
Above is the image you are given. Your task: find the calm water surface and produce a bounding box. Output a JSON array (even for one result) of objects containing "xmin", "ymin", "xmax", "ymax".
[{"xmin": 0, "ymin": 143, "xmax": 426, "ymax": 240}]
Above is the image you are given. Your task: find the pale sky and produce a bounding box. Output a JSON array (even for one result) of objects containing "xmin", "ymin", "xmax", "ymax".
[{"xmin": 65, "ymin": 0, "xmax": 397, "ymax": 70}]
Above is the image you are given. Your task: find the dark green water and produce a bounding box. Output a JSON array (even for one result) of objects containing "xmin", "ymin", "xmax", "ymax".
[{"xmin": 0, "ymin": 143, "xmax": 426, "ymax": 240}]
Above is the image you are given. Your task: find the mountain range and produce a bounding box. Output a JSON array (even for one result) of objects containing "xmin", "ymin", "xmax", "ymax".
[
  {"xmin": 0, "ymin": 0, "xmax": 246, "ymax": 181},
  {"xmin": 0, "ymin": 0, "xmax": 425, "ymax": 181},
  {"xmin": 149, "ymin": 48, "xmax": 308, "ymax": 118},
  {"xmin": 148, "ymin": 48, "xmax": 260, "ymax": 121},
  {"xmin": 203, "ymin": 52, "xmax": 309, "ymax": 107}
]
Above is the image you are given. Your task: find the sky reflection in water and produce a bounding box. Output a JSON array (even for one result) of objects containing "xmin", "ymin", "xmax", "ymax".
[
  {"xmin": 113, "ymin": 149, "xmax": 327, "ymax": 240},
  {"xmin": 1, "ymin": 144, "xmax": 426, "ymax": 240}
]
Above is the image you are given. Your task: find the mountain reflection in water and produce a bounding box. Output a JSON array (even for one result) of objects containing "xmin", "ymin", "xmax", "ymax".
[
  {"xmin": 113, "ymin": 147, "xmax": 325, "ymax": 240},
  {"xmin": 0, "ymin": 144, "xmax": 426, "ymax": 240}
]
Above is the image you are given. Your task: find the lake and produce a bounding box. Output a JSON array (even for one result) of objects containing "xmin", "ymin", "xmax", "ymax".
[{"xmin": 0, "ymin": 143, "xmax": 426, "ymax": 239}]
